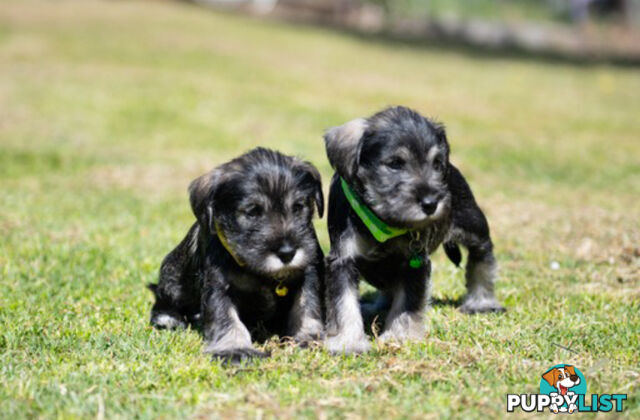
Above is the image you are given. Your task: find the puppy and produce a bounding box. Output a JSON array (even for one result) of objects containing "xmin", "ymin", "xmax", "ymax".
[
  {"xmin": 148, "ymin": 148, "xmax": 325, "ymax": 362},
  {"xmin": 323, "ymin": 106, "xmax": 504, "ymax": 354},
  {"xmin": 542, "ymin": 366, "xmax": 581, "ymax": 413}
]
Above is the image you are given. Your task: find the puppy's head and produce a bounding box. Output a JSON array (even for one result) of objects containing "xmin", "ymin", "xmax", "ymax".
[
  {"xmin": 189, "ymin": 147, "xmax": 323, "ymax": 278},
  {"xmin": 325, "ymin": 106, "xmax": 451, "ymax": 228},
  {"xmin": 542, "ymin": 366, "xmax": 580, "ymax": 395}
]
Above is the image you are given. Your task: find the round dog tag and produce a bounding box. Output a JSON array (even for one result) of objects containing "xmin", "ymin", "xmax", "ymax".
[
  {"xmin": 275, "ymin": 283, "xmax": 288, "ymax": 297},
  {"xmin": 409, "ymin": 255, "xmax": 423, "ymax": 269}
]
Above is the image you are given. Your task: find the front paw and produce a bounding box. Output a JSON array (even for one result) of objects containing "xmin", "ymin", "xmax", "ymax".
[
  {"xmin": 293, "ymin": 331, "xmax": 324, "ymax": 348},
  {"xmin": 459, "ymin": 297, "xmax": 505, "ymax": 314},
  {"xmin": 379, "ymin": 325, "xmax": 424, "ymax": 343},
  {"xmin": 150, "ymin": 312, "xmax": 187, "ymax": 330},
  {"xmin": 325, "ymin": 333, "xmax": 371, "ymax": 355},
  {"xmin": 290, "ymin": 317, "xmax": 325, "ymax": 347},
  {"xmin": 379, "ymin": 330, "xmax": 409, "ymax": 343},
  {"xmin": 209, "ymin": 348, "xmax": 270, "ymax": 365}
]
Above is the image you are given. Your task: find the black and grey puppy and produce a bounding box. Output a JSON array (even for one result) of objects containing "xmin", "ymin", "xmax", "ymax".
[
  {"xmin": 323, "ymin": 106, "xmax": 504, "ymax": 354},
  {"xmin": 148, "ymin": 148, "xmax": 325, "ymax": 362}
]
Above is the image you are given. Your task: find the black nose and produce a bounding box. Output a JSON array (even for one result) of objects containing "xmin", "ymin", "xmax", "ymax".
[
  {"xmin": 276, "ymin": 244, "xmax": 296, "ymax": 264},
  {"xmin": 420, "ymin": 197, "xmax": 438, "ymax": 215},
  {"xmin": 570, "ymin": 375, "xmax": 579, "ymax": 382}
]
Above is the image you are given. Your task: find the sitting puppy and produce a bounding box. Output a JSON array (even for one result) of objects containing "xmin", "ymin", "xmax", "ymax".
[
  {"xmin": 323, "ymin": 106, "xmax": 504, "ymax": 354},
  {"xmin": 148, "ymin": 148, "xmax": 325, "ymax": 362}
]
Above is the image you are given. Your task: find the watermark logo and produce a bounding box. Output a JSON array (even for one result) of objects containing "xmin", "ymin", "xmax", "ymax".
[
  {"xmin": 540, "ymin": 365, "xmax": 586, "ymax": 413},
  {"xmin": 507, "ymin": 364, "xmax": 627, "ymax": 414}
]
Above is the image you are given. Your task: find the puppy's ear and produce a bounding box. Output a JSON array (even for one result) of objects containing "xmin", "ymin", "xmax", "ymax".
[
  {"xmin": 324, "ymin": 118, "xmax": 368, "ymax": 178},
  {"xmin": 542, "ymin": 369, "xmax": 558, "ymax": 387},
  {"xmin": 188, "ymin": 169, "xmax": 223, "ymax": 233},
  {"xmin": 565, "ymin": 366, "xmax": 576, "ymax": 376},
  {"xmin": 296, "ymin": 160, "xmax": 324, "ymax": 218},
  {"xmin": 433, "ymin": 122, "xmax": 450, "ymax": 157}
]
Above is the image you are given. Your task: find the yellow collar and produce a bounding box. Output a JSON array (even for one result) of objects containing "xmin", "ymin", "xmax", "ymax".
[
  {"xmin": 214, "ymin": 221, "xmax": 288, "ymax": 296},
  {"xmin": 214, "ymin": 221, "xmax": 245, "ymax": 267}
]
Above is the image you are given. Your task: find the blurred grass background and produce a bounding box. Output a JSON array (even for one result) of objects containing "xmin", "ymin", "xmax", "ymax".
[
  {"xmin": 0, "ymin": 0, "xmax": 638, "ymax": 418},
  {"xmin": 365, "ymin": 0, "xmax": 635, "ymax": 22},
  {"xmin": 367, "ymin": 0, "xmax": 559, "ymax": 21}
]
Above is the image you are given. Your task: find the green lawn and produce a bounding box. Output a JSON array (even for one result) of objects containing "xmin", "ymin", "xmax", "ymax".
[{"xmin": 1, "ymin": 0, "xmax": 638, "ymax": 418}]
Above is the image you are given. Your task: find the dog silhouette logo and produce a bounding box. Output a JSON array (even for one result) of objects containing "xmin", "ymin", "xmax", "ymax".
[
  {"xmin": 540, "ymin": 364, "xmax": 587, "ymax": 414},
  {"xmin": 507, "ymin": 363, "xmax": 626, "ymax": 413}
]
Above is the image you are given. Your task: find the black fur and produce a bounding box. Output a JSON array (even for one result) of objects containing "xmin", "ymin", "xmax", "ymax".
[
  {"xmin": 148, "ymin": 148, "xmax": 325, "ymax": 363},
  {"xmin": 323, "ymin": 106, "xmax": 504, "ymax": 354}
]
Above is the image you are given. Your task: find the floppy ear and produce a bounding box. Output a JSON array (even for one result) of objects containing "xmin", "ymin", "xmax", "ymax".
[
  {"xmin": 296, "ymin": 160, "xmax": 324, "ymax": 218},
  {"xmin": 542, "ymin": 369, "xmax": 558, "ymax": 387},
  {"xmin": 433, "ymin": 121, "xmax": 450, "ymax": 159},
  {"xmin": 188, "ymin": 169, "xmax": 223, "ymax": 233},
  {"xmin": 565, "ymin": 366, "xmax": 576, "ymax": 376},
  {"xmin": 324, "ymin": 118, "xmax": 368, "ymax": 179}
]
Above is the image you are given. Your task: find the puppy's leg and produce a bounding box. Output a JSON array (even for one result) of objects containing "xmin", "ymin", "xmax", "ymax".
[
  {"xmin": 149, "ymin": 225, "xmax": 200, "ymax": 330},
  {"xmin": 379, "ymin": 262, "xmax": 429, "ymax": 343},
  {"xmin": 287, "ymin": 262, "xmax": 324, "ymax": 345},
  {"xmin": 201, "ymin": 272, "xmax": 268, "ymax": 363},
  {"xmin": 324, "ymin": 255, "xmax": 371, "ymax": 354},
  {"xmin": 460, "ymin": 245, "xmax": 504, "ymax": 314},
  {"xmin": 447, "ymin": 165, "xmax": 504, "ymax": 314}
]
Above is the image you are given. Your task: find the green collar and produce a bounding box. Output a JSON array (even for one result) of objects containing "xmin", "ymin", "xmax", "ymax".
[{"xmin": 340, "ymin": 177, "xmax": 409, "ymax": 243}]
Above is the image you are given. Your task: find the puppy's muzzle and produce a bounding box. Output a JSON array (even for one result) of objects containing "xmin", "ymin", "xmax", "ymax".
[
  {"xmin": 275, "ymin": 243, "xmax": 296, "ymax": 264},
  {"xmin": 420, "ymin": 197, "xmax": 439, "ymax": 216}
]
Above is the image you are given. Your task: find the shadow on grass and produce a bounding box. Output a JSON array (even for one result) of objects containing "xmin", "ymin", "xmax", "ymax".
[{"xmin": 361, "ymin": 291, "xmax": 462, "ymax": 336}]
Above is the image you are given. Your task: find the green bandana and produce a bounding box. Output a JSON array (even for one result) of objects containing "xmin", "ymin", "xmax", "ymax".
[{"xmin": 340, "ymin": 177, "xmax": 409, "ymax": 243}]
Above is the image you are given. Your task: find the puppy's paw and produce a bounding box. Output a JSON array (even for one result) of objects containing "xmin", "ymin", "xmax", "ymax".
[
  {"xmin": 378, "ymin": 325, "xmax": 425, "ymax": 343},
  {"xmin": 290, "ymin": 318, "xmax": 325, "ymax": 347},
  {"xmin": 379, "ymin": 311, "xmax": 425, "ymax": 343},
  {"xmin": 150, "ymin": 312, "xmax": 187, "ymax": 330},
  {"xmin": 293, "ymin": 331, "xmax": 325, "ymax": 348},
  {"xmin": 209, "ymin": 348, "xmax": 270, "ymax": 365},
  {"xmin": 325, "ymin": 334, "xmax": 371, "ymax": 355},
  {"xmin": 378, "ymin": 330, "xmax": 409, "ymax": 343},
  {"xmin": 459, "ymin": 298, "xmax": 505, "ymax": 314}
]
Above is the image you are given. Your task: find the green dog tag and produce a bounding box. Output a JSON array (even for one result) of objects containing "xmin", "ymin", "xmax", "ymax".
[{"xmin": 409, "ymin": 255, "xmax": 423, "ymax": 269}]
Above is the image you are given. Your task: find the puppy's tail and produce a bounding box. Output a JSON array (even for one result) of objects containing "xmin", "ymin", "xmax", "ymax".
[{"xmin": 443, "ymin": 241, "xmax": 462, "ymax": 267}]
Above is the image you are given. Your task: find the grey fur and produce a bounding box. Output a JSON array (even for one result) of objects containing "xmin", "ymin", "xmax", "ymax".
[
  {"xmin": 148, "ymin": 148, "xmax": 325, "ymax": 363},
  {"xmin": 323, "ymin": 106, "xmax": 504, "ymax": 354}
]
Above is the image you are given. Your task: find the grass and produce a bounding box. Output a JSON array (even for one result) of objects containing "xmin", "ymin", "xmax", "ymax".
[{"xmin": 1, "ymin": 0, "xmax": 639, "ymax": 418}]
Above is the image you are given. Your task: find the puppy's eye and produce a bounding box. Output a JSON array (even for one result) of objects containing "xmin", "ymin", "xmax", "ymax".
[
  {"xmin": 386, "ymin": 157, "xmax": 405, "ymax": 170},
  {"xmin": 292, "ymin": 202, "xmax": 305, "ymax": 214},
  {"xmin": 433, "ymin": 157, "xmax": 445, "ymax": 172},
  {"xmin": 245, "ymin": 205, "xmax": 263, "ymax": 218}
]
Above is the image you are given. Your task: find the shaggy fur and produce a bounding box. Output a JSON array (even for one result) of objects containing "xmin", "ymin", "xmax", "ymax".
[
  {"xmin": 323, "ymin": 106, "xmax": 504, "ymax": 354},
  {"xmin": 148, "ymin": 148, "xmax": 325, "ymax": 363}
]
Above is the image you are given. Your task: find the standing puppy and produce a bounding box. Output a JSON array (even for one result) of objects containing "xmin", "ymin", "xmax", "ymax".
[
  {"xmin": 323, "ymin": 106, "xmax": 504, "ymax": 354},
  {"xmin": 148, "ymin": 148, "xmax": 325, "ymax": 363}
]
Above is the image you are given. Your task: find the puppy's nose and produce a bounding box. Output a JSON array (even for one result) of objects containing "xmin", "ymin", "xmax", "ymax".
[
  {"xmin": 276, "ymin": 244, "xmax": 296, "ymax": 264},
  {"xmin": 570, "ymin": 375, "xmax": 579, "ymax": 382},
  {"xmin": 420, "ymin": 197, "xmax": 438, "ymax": 215}
]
